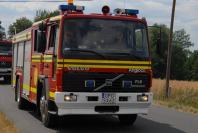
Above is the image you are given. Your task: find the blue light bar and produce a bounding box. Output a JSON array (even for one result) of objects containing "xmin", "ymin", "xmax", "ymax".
[
  {"xmin": 59, "ymin": 4, "xmax": 85, "ymax": 12},
  {"xmin": 125, "ymin": 9, "xmax": 139, "ymax": 15}
]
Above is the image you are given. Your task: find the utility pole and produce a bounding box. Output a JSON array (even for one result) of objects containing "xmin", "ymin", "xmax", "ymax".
[{"xmin": 165, "ymin": 0, "xmax": 176, "ymax": 98}]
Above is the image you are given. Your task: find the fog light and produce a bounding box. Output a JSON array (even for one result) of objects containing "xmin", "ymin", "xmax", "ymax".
[
  {"xmin": 137, "ymin": 94, "xmax": 148, "ymax": 102},
  {"xmin": 64, "ymin": 94, "xmax": 77, "ymax": 102}
]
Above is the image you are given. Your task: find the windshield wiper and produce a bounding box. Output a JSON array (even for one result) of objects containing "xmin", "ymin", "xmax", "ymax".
[{"xmin": 64, "ymin": 48, "xmax": 106, "ymax": 59}]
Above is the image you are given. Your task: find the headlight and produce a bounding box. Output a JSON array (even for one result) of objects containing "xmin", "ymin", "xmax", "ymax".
[
  {"xmin": 137, "ymin": 94, "xmax": 148, "ymax": 102},
  {"xmin": 64, "ymin": 94, "xmax": 77, "ymax": 102}
]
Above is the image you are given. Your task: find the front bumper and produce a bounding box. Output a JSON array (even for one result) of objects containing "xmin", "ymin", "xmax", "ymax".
[{"xmin": 54, "ymin": 92, "xmax": 153, "ymax": 116}]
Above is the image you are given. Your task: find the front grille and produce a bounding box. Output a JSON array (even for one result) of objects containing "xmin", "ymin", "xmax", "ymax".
[
  {"xmin": 62, "ymin": 72, "xmax": 149, "ymax": 92},
  {"xmin": 0, "ymin": 61, "xmax": 11, "ymax": 68}
]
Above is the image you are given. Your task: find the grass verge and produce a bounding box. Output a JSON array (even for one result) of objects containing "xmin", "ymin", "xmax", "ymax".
[
  {"xmin": 152, "ymin": 79, "xmax": 198, "ymax": 115},
  {"xmin": 0, "ymin": 112, "xmax": 19, "ymax": 133}
]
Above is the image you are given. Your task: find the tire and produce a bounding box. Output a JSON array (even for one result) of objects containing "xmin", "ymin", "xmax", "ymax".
[
  {"xmin": 118, "ymin": 114, "xmax": 137, "ymax": 125},
  {"xmin": 40, "ymin": 87, "xmax": 57, "ymax": 127},
  {"xmin": 15, "ymin": 79, "xmax": 26, "ymax": 109}
]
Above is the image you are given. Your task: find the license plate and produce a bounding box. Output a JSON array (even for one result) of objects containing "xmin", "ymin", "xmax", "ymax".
[{"xmin": 102, "ymin": 93, "xmax": 116, "ymax": 104}]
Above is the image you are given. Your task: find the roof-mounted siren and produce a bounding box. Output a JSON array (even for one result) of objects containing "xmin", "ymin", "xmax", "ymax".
[
  {"xmin": 114, "ymin": 8, "xmax": 139, "ymax": 17},
  {"xmin": 102, "ymin": 5, "xmax": 110, "ymax": 15}
]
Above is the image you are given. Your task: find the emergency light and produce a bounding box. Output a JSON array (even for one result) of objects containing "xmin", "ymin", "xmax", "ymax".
[
  {"xmin": 114, "ymin": 8, "xmax": 139, "ymax": 15},
  {"xmin": 125, "ymin": 9, "xmax": 139, "ymax": 15},
  {"xmin": 59, "ymin": 4, "xmax": 85, "ymax": 12}
]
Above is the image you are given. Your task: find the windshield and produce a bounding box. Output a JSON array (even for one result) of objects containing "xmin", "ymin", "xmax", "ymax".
[{"xmin": 62, "ymin": 18, "xmax": 149, "ymax": 60}]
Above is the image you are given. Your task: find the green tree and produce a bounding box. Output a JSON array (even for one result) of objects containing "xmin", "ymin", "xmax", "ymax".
[
  {"xmin": 149, "ymin": 24, "xmax": 194, "ymax": 80},
  {"xmin": 170, "ymin": 45, "xmax": 188, "ymax": 80},
  {"xmin": 170, "ymin": 29, "xmax": 194, "ymax": 80},
  {"xmin": 186, "ymin": 50, "xmax": 198, "ymax": 80},
  {"xmin": 34, "ymin": 10, "xmax": 59, "ymax": 22},
  {"xmin": 173, "ymin": 29, "xmax": 194, "ymax": 49},
  {"xmin": 149, "ymin": 24, "xmax": 169, "ymax": 78},
  {"xmin": 8, "ymin": 17, "xmax": 32, "ymax": 36}
]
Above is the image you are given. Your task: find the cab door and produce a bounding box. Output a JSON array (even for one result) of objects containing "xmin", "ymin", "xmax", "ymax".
[
  {"xmin": 30, "ymin": 28, "xmax": 46, "ymax": 103},
  {"xmin": 43, "ymin": 24, "xmax": 59, "ymax": 96}
]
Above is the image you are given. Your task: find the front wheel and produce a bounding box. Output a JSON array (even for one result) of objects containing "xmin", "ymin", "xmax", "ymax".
[
  {"xmin": 40, "ymin": 89, "xmax": 57, "ymax": 127},
  {"xmin": 118, "ymin": 114, "xmax": 137, "ymax": 125}
]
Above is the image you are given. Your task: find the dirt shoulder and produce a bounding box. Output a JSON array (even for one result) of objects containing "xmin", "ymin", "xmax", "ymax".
[{"xmin": 0, "ymin": 112, "xmax": 19, "ymax": 133}]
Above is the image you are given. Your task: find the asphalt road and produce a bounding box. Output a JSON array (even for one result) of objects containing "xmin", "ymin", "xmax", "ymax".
[{"xmin": 0, "ymin": 81, "xmax": 197, "ymax": 133}]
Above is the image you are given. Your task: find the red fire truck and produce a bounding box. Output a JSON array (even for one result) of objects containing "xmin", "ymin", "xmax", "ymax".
[
  {"xmin": 12, "ymin": 1, "xmax": 152, "ymax": 127},
  {"xmin": 0, "ymin": 40, "xmax": 12, "ymax": 83}
]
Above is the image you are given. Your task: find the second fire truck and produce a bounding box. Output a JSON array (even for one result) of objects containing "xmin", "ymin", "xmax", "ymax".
[
  {"xmin": 0, "ymin": 40, "xmax": 12, "ymax": 83},
  {"xmin": 12, "ymin": 1, "xmax": 153, "ymax": 127}
]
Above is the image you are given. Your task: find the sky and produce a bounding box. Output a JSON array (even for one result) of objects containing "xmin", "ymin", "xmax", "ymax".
[{"xmin": 0, "ymin": 0, "xmax": 197, "ymax": 50}]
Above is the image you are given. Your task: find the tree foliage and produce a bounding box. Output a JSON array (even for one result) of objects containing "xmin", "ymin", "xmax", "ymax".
[
  {"xmin": 173, "ymin": 29, "xmax": 194, "ymax": 49},
  {"xmin": 8, "ymin": 17, "xmax": 32, "ymax": 36},
  {"xmin": 150, "ymin": 24, "xmax": 197, "ymax": 81},
  {"xmin": 34, "ymin": 10, "xmax": 59, "ymax": 22},
  {"xmin": 149, "ymin": 24, "xmax": 169, "ymax": 78}
]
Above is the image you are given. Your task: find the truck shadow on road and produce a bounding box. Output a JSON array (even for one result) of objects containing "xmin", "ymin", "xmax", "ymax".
[{"xmin": 48, "ymin": 115, "xmax": 186, "ymax": 133}]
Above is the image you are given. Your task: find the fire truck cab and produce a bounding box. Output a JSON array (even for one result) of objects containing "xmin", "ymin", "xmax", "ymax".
[{"xmin": 13, "ymin": 3, "xmax": 152, "ymax": 127}]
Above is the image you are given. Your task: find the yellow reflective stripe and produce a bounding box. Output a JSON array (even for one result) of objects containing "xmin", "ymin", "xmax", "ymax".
[
  {"xmin": 31, "ymin": 87, "xmax": 37, "ymax": 94},
  {"xmin": 44, "ymin": 55, "xmax": 53, "ymax": 58},
  {"xmin": 23, "ymin": 84, "xmax": 30, "ymax": 91},
  {"xmin": 58, "ymin": 59, "xmax": 63, "ymax": 62},
  {"xmin": 22, "ymin": 84, "xmax": 55, "ymax": 98},
  {"xmin": 43, "ymin": 60, "xmax": 52, "ymax": 63},
  {"xmin": 63, "ymin": 64, "xmax": 151, "ymax": 69},
  {"xmin": 58, "ymin": 59, "xmax": 151, "ymax": 65},
  {"xmin": 12, "ymin": 80, "xmax": 16, "ymax": 85},
  {"xmin": 43, "ymin": 55, "xmax": 53, "ymax": 62},
  {"xmin": 57, "ymin": 64, "xmax": 64, "ymax": 67},
  {"xmin": 49, "ymin": 92, "xmax": 55, "ymax": 98},
  {"xmin": 32, "ymin": 55, "xmax": 41, "ymax": 58},
  {"xmin": 22, "ymin": 84, "xmax": 36, "ymax": 93},
  {"xmin": 32, "ymin": 60, "xmax": 41, "ymax": 62}
]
